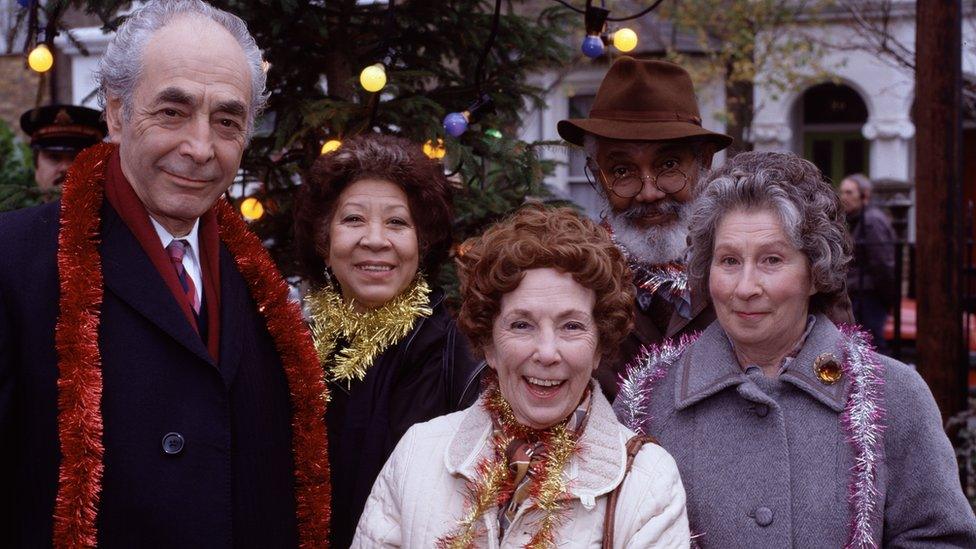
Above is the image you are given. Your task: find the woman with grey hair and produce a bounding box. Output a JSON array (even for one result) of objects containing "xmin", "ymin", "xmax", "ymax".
[{"xmin": 614, "ymin": 151, "xmax": 976, "ymax": 547}]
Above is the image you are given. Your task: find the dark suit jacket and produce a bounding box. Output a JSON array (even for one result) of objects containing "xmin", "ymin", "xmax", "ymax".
[
  {"xmin": 596, "ymin": 289, "xmax": 715, "ymax": 400},
  {"xmin": 0, "ymin": 200, "xmax": 299, "ymax": 548}
]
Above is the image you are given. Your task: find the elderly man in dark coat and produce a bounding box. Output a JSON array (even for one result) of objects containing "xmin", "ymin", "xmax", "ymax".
[
  {"xmin": 0, "ymin": 1, "xmax": 329, "ymax": 547},
  {"xmin": 557, "ymin": 58, "xmax": 732, "ymax": 400}
]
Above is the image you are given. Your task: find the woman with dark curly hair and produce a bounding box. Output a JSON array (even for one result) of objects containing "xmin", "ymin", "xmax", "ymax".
[
  {"xmin": 614, "ymin": 151, "xmax": 976, "ymax": 547},
  {"xmin": 293, "ymin": 133, "xmax": 484, "ymax": 548},
  {"xmin": 353, "ymin": 206, "xmax": 690, "ymax": 548}
]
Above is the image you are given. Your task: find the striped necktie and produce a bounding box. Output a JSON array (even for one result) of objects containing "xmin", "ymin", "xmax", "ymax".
[{"xmin": 165, "ymin": 239, "xmax": 201, "ymax": 315}]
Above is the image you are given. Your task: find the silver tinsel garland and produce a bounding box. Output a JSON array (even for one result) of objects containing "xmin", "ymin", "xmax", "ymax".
[
  {"xmin": 839, "ymin": 325, "xmax": 886, "ymax": 549},
  {"xmin": 616, "ymin": 334, "xmax": 698, "ymax": 434}
]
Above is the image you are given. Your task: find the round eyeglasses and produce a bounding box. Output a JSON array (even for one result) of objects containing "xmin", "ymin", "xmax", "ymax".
[{"xmin": 591, "ymin": 163, "xmax": 690, "ymax": 199}]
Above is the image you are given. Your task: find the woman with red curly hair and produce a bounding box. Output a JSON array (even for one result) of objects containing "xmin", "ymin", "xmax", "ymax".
[
  {"xmin": 353, "ymin": 206, "xmax": 690, "ymax": 548},
  {"xmin": 294, "ymin": 134, "xmax": 484, "ymax": 548}
]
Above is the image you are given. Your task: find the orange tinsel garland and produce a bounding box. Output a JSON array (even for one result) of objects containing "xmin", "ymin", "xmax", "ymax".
[
  {"xmin": 53, "ymin": 143, "xmax": 331, "ymax": 548},
  {"xmin": 437, "ymin": 377, "xmax": 579, "ymax": 549}
]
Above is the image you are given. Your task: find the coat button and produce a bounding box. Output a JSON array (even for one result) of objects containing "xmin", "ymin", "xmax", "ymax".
[
  {"xmin": 753, "ymin": 506, "xmax": 774, "ymax": 527},
  {"xmin": 162, "ymin": 432, "xmax": 185, "ymax": 455},
  {"xmin": 752, "ymin": 404, "xmax": 769, "ymax": 417}
]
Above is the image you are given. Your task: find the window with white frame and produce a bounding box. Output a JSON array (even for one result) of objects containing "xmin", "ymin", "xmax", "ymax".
[{"xmin": 565, "ymin": 93, "xmax": 605, "ymax": 219}]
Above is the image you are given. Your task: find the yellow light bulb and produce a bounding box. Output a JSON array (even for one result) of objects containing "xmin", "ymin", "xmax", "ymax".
[
  {"xmin": 28, "ymin": 44, "xmax": 54, "ymax": 73},
  {"xmin": 321, "ymin": 139, "xmax": 342, "ymax": 155},
  {"xmin": 240, "ymin": 197, "xmax": 265, "ymax": 221},
  {"xmin": 613, "ymin": 28, "xmax": 638, "ymax": 53},
  {"xmin": 359, "ymin": 64, "xmax": 387, "ymax": 93},
  {"xmin": 423, "ymin": 139, "xmax": 446, "ymax": 160}
]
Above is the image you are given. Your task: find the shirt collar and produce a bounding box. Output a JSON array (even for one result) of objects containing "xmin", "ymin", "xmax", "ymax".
[
  {"xmin": 730, "ymin": 315, "xmax": 818, "ymax": 375},
  {"xmin": 675, "ymin": 314, "xmax": 850, "ymax": 413},
  {"xmin": 149, "ymin": 216, "xmax": 201, "ymax": 258}
]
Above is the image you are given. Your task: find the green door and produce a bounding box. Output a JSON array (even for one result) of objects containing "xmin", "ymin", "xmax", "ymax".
[{"xmin": 803, "ymin": 131, "xmax": 870, "ymax": 185}]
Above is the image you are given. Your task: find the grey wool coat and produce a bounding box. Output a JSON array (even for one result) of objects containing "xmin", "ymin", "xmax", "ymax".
[{"xmin": 615, "ymin": 314, "xmax": 976, "ymax": 548}]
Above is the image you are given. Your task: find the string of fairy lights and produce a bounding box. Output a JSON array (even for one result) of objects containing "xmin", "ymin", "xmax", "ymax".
[
  {"xmin": 18, "ymin": 0, "xmax": 664, "ymax": 221},
  {"xmin": 349, "ymin": 0, "xmax": 660, "ymax": 142}
]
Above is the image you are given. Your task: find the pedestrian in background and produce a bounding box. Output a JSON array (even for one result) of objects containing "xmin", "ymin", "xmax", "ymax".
[{"xmin": 840, "ymin": 173, "xmax": 897, "ymax": 353}]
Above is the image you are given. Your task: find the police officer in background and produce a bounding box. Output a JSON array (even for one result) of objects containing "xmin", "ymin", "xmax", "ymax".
[{"xmin": 19, "ymin": 104, "xmax": 106, "ymax": 191}]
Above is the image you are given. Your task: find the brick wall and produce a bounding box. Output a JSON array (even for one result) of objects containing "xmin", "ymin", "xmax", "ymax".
[{"xmin": 0, "ymin": 53, "xmax": 50, "ymax": 140}]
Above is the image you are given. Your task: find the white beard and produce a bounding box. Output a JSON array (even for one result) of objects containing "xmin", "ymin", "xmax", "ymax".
[{"xmin": 605, "ymin": 201, "xmax": 692, "ymax": 265}]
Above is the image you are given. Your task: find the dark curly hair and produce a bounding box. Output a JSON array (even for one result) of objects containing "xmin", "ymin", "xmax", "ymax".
[
  {"xmin": 293, "ymin": 133, "xmax": 455, "ymax": 286},
  {"xmin": 456, "ymin": 205, "xmax": 635, "ymax": 360}
]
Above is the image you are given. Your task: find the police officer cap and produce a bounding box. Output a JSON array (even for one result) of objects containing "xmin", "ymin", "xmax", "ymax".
[{"xmin": 19, "ymin": 104, "xmax": 107, "ymax": 152}]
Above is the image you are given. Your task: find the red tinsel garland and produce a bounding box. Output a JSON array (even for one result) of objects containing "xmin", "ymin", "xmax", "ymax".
[
  {"xmin": 54, "ymin": 143, "xmax": 110, "ymax": 548},
  {"xmin": 53, "ymin": 143, "xmax": 331, "ymax": 548},
  {"xmin": 213, "ymin": 199, "xmax": 332, "ymax": 547}
]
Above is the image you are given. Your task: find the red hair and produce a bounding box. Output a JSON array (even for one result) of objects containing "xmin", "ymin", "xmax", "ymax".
[{"xmin": 456, "ymin": 205, "xmax": 634, "ymax": 359}]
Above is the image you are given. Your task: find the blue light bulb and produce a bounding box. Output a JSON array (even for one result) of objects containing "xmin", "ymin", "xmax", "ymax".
[
  {"xmin": 443, "ymin": 112, "xmax": 469, "ymax": 137},
  {"xmin": 581, "ymin": 35, "xmax": 605, "ymax": 58}
]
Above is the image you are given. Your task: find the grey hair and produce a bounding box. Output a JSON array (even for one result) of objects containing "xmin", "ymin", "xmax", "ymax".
[
  {"xmin": 96, "ymin": 0, "xmax": 269, "ymax": 139},
  {"xmin": 687, "ymin": 151, "xmax": 852, "ymax": 314},
  {"xmin": 843, "ymin": 173, "xmax": 872, "ymax": 200}
]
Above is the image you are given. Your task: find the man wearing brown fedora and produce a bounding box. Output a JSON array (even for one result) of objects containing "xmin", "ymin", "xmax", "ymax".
[{"xmin": 558, "ymin": 56, "xmax": 731, "ymax": 399}]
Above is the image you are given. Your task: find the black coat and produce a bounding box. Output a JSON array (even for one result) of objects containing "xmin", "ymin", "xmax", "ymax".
[
  {"xmin": 597, "ymin": 291, "xmax": 715, "ymax": 401},
  {"xmin": 0, "ymin": 201, "xmax": 300, "ymax": 548},
  {"xmin": 326, "ymin": 290, "xmax": 484, "ymax": 548},
  {"xmin": 847, "ymin": 206, "xmax": 897, "ymax": 302}
]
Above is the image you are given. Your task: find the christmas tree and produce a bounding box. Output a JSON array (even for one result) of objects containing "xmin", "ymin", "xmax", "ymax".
[{"xmin": 210, "ymin": 0, "xmax": 575, "ymax": 288}]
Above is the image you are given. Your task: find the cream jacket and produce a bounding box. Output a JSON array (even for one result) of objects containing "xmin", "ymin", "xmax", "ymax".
[{"xmin": 352, "ymin": 381, "xmax": 690, "ymax": 548}]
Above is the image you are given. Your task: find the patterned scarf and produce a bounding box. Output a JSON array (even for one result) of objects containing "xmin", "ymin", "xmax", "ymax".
[
  {"xmin": 495, "ymin": 386, "xmax": 592, "ymax": 539},
  {"xmin": 437, "ymin": 375, "xmax": 590, "ymax": 548}
]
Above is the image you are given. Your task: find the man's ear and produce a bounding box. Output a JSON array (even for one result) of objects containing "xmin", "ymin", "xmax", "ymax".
[{"xmin": 103, "ymin": 96, "xmax": 125, "ymax": 144}]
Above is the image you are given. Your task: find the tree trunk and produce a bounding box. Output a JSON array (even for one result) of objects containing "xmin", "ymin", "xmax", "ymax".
[
  {"xmin": 915, "ymin": 0, "xmax": 966, "ymax": 422},
  {"xmin": 724, "ymin": 60, "xmax": 755, "ymax": 158}
]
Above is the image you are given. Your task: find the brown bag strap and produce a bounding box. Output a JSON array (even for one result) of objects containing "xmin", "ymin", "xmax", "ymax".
[{"xmin": 602, "ymin": 434, "xmax": 657, "ymax": 549}]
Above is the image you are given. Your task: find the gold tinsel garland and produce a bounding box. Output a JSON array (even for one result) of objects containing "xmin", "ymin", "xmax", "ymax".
[
  {"xmin": 437, "ymin": 380, "xmax": 580, "ymax": 549},
  {"xmin": 306, "ymin": 275, "xmax": 432, "ymax": 384}
]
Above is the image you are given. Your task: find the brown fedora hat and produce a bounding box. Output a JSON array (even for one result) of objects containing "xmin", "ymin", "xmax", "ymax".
[{"xmin": 558, "ymin": 57, "xmax": 732, "ymax": 150}]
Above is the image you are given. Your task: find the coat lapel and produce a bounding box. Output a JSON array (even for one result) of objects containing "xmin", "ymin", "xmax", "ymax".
[
  {"xmin": 779, "ymin": 315, "xmax": 850, "ymax": 413},
  {"xmin": 99, "ymin": 203, "xmax": 214, "ymax": 367},
  {"xmin": 673, "ymin": 314, "xmax": 851, "ymax": 413},
  {"xmin": 215, "ymin": 245, "xmax": 246, "ymax": 386},
  {"xmin": 673, "ymin": 321, "xmax": 746, "ymax": 410}
]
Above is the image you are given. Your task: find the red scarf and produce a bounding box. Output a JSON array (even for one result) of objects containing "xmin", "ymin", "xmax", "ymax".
[
  {"xmin": 53, "ymin": 143, "xmax": 331, "ymax": 548},
  {"xmin": 103, "ymin": 150, "xmax": 221, "ymax": 358}
]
